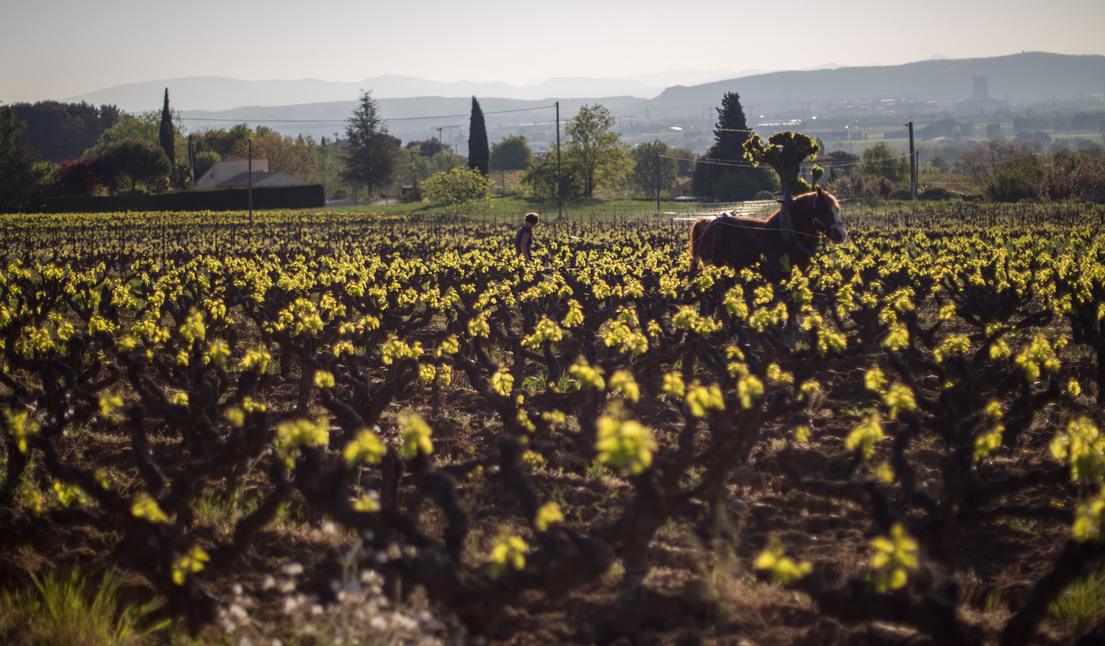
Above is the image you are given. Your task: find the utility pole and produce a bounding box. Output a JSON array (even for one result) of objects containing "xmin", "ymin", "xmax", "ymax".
[
  {"xmin": 655, "ymin": 150, "xmax": 661, "ymax": 216},
  {"xmin": 907, "ymin": 121, "xmax": 917, "ymax": 201},
  {"xmin": 438, "ymin": 127, "xmax": 444, "ymax": 173},
  {"xmin": 556, "ymin": 101, "xmax": 562, "ymax": 220},
  {"xmin": 188, "ymin": 134, "xmax": 195, "ymax": 188},
  {"xmin": 248, "ymin": 138, "xmax": 253, "ymax": 225}
]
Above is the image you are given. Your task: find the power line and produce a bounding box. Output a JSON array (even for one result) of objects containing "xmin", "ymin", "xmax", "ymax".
[
  {"xmin": 7, "ymin": 101, "xmax": 932, "ymax": 137},
  {"xmin": 659, "ymin": 150, "xmax": 914, "ymax": 171},
  {"xmin": 178, "ymin": 104, "xmax": 559, "ymax": 124},
  {"xmin": 383, "ymin": 104, "xmax": 556, "ymax": 122}
]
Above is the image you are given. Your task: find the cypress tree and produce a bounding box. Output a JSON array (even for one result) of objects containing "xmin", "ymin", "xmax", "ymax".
[
  {"xmin": 468, "ymin": 97, "xmax": 489, "ymax": 177},
  {"xmin": 159, "ymin": 88, "xmax": 175, "ymax": 165}
]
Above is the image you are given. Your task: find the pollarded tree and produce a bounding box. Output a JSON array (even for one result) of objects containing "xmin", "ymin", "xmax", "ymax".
[
  {"xmin": 468, "ymin": 97, "xmax": 489, "ymax": 177},
  {"xmin": 744, "ymin": 130, "xmax": 822, "ymax": 194},
  {"xmin": 159, "ymin": 88, "xmax": 175, "ymax": 166},
  {"xmin": 342, "ymin": 90, "xmax": 395, "ymax": 194},
  {"xmin": 101, "ymin": 137, "xmax": 172, "ymax": 193},
  {"xmin": 564, "ymin": 104, "xmax": 632, "ymax": 198}
]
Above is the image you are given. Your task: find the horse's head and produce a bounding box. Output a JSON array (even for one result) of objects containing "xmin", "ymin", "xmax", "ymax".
[{"xmin": 808, "ymin": 186, "xmax": 848, "ymax": 245}]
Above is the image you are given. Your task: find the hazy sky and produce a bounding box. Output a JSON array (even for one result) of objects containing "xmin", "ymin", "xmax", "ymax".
[{"xmin": 3, "ymin": 0, "xmax": 1103, "ymax": 104}]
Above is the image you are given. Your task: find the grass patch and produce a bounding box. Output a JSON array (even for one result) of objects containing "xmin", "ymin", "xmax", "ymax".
[
  {"xmin": 0, "ymin": 569, "xmax": 166, "ymax": 646},
  {"xmin": 306, "ymin": 196, "xmax": 695, "ymax": 221},
  {"xmin": 1050, "ymin": 566, "xmax": 1105, "ymax": 637}
]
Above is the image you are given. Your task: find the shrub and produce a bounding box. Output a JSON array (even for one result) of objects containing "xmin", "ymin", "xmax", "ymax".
[
  {"xmin": 986, "ymin": 157, "xmax": 1044, "ymax": 202},
  {"xmin": 888, "ymin": 188, "xmax": 912, "ymax": 201},
  {"xmin": 399, "ymin": 177, "xmax": 423, "ymax": 203},
  {"xmin": 919, "ymin": 187, "xmax": 960, "ymax": 201},
  {"xmin": 830, "ymin": 174, "xmax": 894, "ymax": 200},
  {"xmin": 1041, "ymin": 150, "xmax": 1105, "ymax": 202},
  {"xmin": 57, "ymin": 156, "xmax": 115, "ymax": 196},
  {"xmin": 713, "ymin": 169, "xmax": 777, "ymax": 202},
  {"xmin": 1049, "ymin": 567, "xmax": 1105, "ymax": 638},
  {"xmin": 0, "ymin": 569, "xmax": 163, "ymax": 646},
  {"xmin": 959, "ymin": 140, "xmax": 1044, "ymax": 202},
  {"xmin": 422, "ymin": 166, "xmax": 493, "ymax": 213},
  {"xmin": 858, "ymin": 142, "xmax": 909, "ymax": 184}
]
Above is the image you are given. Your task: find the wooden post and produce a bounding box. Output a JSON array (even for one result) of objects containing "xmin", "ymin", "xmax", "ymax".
[
  {"xmin": 908, "ymin": 122, "xmax": 917, "ymax": 202},
  {"xmin": 556, "ymin": 101, "xmax": 562, "ymax": 220},
  {"xmin": 656, "ymin": 150, "xmax": 661, "ymax": 216},
  {"xmin": 248, "ymin": 138, "xmax": 253, "ymax": 225}
]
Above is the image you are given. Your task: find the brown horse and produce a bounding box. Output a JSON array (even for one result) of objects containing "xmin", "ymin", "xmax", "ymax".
[{"xmin": 688, "ymin": 186, "xmax": 847, "ymax": 275}]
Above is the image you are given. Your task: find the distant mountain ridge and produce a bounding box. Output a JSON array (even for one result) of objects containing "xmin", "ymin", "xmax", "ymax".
[
  {"xmin": 64, "ymin": 67, "xmax": 847, "ymax": 113},
  {"xmin": 65, "ymin": 72, "xmax": 747, "ymax": 113},
  {"xmin": 635, "ymin": 52, "xmax": 1105, "ymax": 117}
]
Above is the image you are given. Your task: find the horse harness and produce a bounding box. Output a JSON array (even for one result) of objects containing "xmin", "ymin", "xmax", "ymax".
[
  {"xmin": 779, "ymin": 192, "xmax": 819, "ymax": 257},
  {"xmin": 708, "ymin": 191, "xmax": 840, "ymax": 263}
]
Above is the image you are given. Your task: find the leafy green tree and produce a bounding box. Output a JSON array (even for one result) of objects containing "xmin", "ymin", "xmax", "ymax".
[
  {"xmin": 423, "ymin": 166, "xmax": 493, "ymax": 213},
  {"xmin": 308, "ymin": 136, "xmax": 344, "ymax": 198},
  {"xmin": 858, "ymin": 141, "xmax": 909, "ymax": 184},
  {"xmin": 712, "ymin": 169, "xmax": 780, "ymax": 201},
  {"xmin": 407, "ymin": 139, "xmax": 450, "ymax": 157},
  {"xmin": 468, "ymin": 97, "xmax": 489, "ymax": 177},
  {"xmin": 191, "ymin": 125, "xmax": 252, "ymax": 159},
  {"xmin": 490, "ymin": 135, "xmax": 532, "ymax": 171},
  {"xmin": 744, "ymin": 131, "xmax": 822, "ymax": 194},
  {"xmin": 159, "ymin": 89, "xmax": 175, "ymax": 165},
  {"xmin": 564, "ymin": 104, "xmax": 631, "ymax": 198},
  {"xmin": 826, "ymin": 150, "xmax": 860, "ymax": 179},
  {"xmin": 193, "ymin": 150, "xmax": 221, "ymax": 180},
  {"xmin": 630, "ymin": 141, "xmax": 679, "ymax": 197},
  {"xmin": 10, "ymin": 101, "xmax": 122, "ymax": 164},
  {"xmin": 230, "ymin": 128, "xmax": 315, "ymax": 179},
  {"xmin": 0, "ymin": 108, "xmax": 49, "ymax": 212},
  {"xmin": 391, "ymin": 147, "xmax": 433, "ymax": 186},
  {"xmin": 341, "ymin": 90, "xmax": 395, "ymax": 194},
  {"xmin": 101, "ymin": 137, "xmax": 172, "ymax": 193},
  {"xmin": 86, "ymin": 110, "xmax": 186, "ymax": 165},
  {"xmin": 668, "ymin": 146, "xmax": 697, "ymax": 177},
  {"xmin": 519, "ymin": 154, "xmax": 584, "ymax": 199}
]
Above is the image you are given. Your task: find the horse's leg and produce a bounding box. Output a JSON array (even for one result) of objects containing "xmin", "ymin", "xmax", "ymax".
[{"xmin": 688, "ymin": 220, "xmax": 704, "ymax": 274}]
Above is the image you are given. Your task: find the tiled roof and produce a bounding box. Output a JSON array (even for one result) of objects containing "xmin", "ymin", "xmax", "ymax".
[{"xmin": 217, "ymin": 172, "xmax": 280, "ymax": 187}]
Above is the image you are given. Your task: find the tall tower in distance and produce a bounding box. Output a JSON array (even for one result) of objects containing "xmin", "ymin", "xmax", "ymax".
[{"xmin": 973, "ymin": 77, "xmax": 990, "ymax": 101}]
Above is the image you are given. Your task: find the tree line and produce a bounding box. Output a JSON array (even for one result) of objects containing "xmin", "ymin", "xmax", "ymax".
[{"xmin": 4, "ymin": 88, "xmax": 1104, "ymax": 213}]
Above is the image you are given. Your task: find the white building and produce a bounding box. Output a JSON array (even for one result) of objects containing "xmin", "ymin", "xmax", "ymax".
[
  {"xmin": 194, "ymin": 159, "xmax": 269, "ymax": 189},
  {"xmin": 193, "ymin": 159, "xmax": 307, "ymax": 190}
]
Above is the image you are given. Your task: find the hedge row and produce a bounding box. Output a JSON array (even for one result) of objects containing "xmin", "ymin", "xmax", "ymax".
[{"xmin": 46, "ymin": 184, "xmax": 325, "ymax": 213}]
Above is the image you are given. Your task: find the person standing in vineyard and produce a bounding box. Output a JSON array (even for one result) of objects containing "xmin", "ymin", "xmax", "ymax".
[{"xmin": 515, "ymin": 212, "xmax": 539, "ymax": 263}]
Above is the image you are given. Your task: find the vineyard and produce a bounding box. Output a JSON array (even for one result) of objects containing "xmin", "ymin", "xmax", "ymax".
[{"xmin": 3, "ymin": 203, "xmax": 1105, "ymax": 645}]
